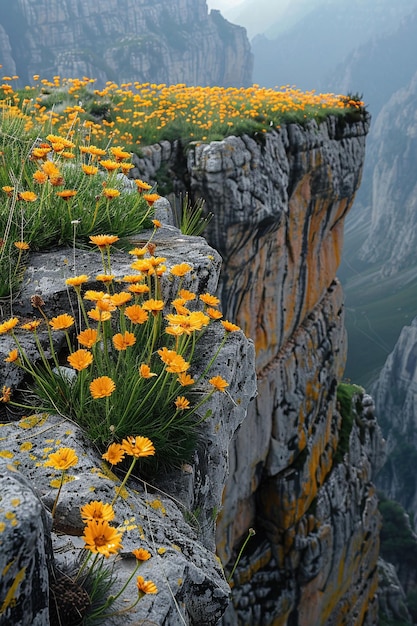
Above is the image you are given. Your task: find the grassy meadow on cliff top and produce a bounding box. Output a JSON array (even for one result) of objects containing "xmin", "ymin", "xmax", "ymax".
[{"xmin": 0, "ymin": 74, "xmax": 364, "ymax": 150}]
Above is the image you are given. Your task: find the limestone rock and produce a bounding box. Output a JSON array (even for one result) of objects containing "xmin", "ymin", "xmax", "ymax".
[{"xmin": 0, "ymin": 0, "xmax": 252, "ymax": 88}]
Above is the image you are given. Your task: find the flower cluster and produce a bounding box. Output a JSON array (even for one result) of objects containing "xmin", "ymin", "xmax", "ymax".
[
  {"xmin": 2, "ymin": 233, "xmax": 241, "ymax": 466},
  {"xmin": 42, "ymin": 440, "xmax": 157, "ymax": 621}
]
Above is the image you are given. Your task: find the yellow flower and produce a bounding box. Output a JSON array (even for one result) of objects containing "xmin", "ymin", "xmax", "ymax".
[
  {"xmin": 80, "ymin": 500, "xmax": 115, "ymax": 523},
  {"xmin": 125, "ymin": 304, "xmax": 148, "ymax": 324},
  {"xmin": 199, "ymin": 293, "xmax": 220, "ymax": 306},
  {"xmin": 89, "ymin": 234, "xmax": 119, "ymax": 248},
  {"xmin": 90, "ymin": 376, "xmax": 116, "ymax": 399},
  {"xmin": 0, "ymin": 317, "xmax": 19, "ymax": 334},
  {"xmin": 170, "ymin": 263, "xmax": 192, "ymax": 277},
  {"xmin": 100, "ymin": 159, "xmax": 120, "ymax": 172},
  {"xmin": 96, "ymin": 273, "xmax": 115, "ymax": 283},
  {"xmin": 80, "ymin": 145, "xmax": 106, "ymax": 158},
  {"xmin": 113, "ymin": 331, "xmax": 136, "ymax": 351},
  {"xmin": 81, "ymin": 164, "xmax": 99, "ymax": 176},
  {"xmin": 178, "ymin": 289, "xmax": 196, "ymax": 301},
  {"xmin": 102, "ymin": 443, "xmax": 125, "ymax": 465},
  {"xmin": 20, "ymin": 320, "xmax": 41, "ymax": 331},
  {"xmin": 121, "ymin": 274, "xmax": 144, "ymax": 283},
  {"xmin": 56, "ymin": 189, "xmax": 77, "ymax": 200},
  {"xmin": 128, "ymin": 284, "xmax": 150, "ymax": 295},
  {"xmin": 18, "ymin": 191, "xmax": 37, "ymax": 202},
  {"xmin": 177, "ymin": 372, "xmax": 195, "ymax": 387},
  {"xmin": 14, "ymin": 241, "xmax": 29, "ymax": 251},
  {"xmin": 165, "ymin": 311, "xmax": 209, "ymax": 334},
  {"xmin": 134, "ymin": 179, "xmax": 152, "ymax": 192},
  {"xmin": 5, "ymin": 349, "xmax": 19, "ymax": 363},
  {"xmin": 65, "ymin": 275, "xmax": 89, "ymax": 287},
  {"xmin": 221, "ymin": 320, "xmax": 241, "ymax": 332},
  {"xmin": 110, "ymin": 292, "xmax": 132, "ymax": 307},
  {"xmin": 44, "ymin": 447, "xmax": 78, "ymax": 470},
  {"xmin": 207, "ymin": 307, "xmax": 223, "ymax": 320},
  {"xmin": 142, "ymin": 299, "xmax": 164, "ymax": 314},
  {"xmin": 136, "ymin": 576, "xmax": 158, "ymax": 594},
  {"xmin": 145, "ymin": 195, "xmax": 161, "ymax": 207},
  {"xmin": 139, "ymin": 363, "xmax": 157, "ymax": 379},
  {"xmin": 84, "ymin": 290, "xmax": 106, "ymax": 301},
  {"xmin": 209, "ymin": 375, "xmax": 229, "ymax": 392},
  {"xmin": 46, "ymin": 134, "xmax": 75, "ymax": 149},
  {"xmin": 132, "ymin": 548, "xmax": 151, "ymax": 561},
  {"xmin": 77, "ymin": 328, "xmax": 99, "ymax": 348},
  {"xmin": 88, "ymin": 308, "xmax": 112, "ymax": 322},
  {"xmin": 82, "ymin": 519, "xmax": 123, "ymax": 557},
  {"xmin": 122, "ymin": 436, "xmax": 155, "ymax": 458},
  {"xmin": 103, "ymin": 188, "xmax": 120, "ymax": 199},
  {"xmin": 67, "ymin": 349, "xmax": 93, "ymax": 371},
  {"xmin": 110, "ymin": 146, "xmax": 131, "ymax": 161},
  {"xmin": 33, "ymin": 170, "xmax": 48, "ymax": 184},
  {"xmin": 49, "ymin": 314, "xmax": 74, "ymax": 331},
  {"xmin": 2, "ymin": 185, "xmax": 14, "ymax": 196},
  {"xmin": 175, "ymin": 396, "xmax": 190, "ymax": 411},
  {"xmin": 128, "ymin": 247, "xmax": 148, "ymax": 257},
  {"xmin": 158, "ymin": 348, "xmax": 190, "ymax": 374},
  {"xmin": 0, "ymin": 386, "xmax": 11, "ymax": 403}
]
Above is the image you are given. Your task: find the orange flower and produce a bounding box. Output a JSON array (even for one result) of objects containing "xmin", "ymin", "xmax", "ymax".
[
  {"xmin": 170, "ymin": 263, "xmax": 192, "ymax": 277},
  {"xmin": 128, "ymin": 284, "xmax": 150, "ymax": 295},
  {"xmin": 20, "ymin": 320, "xmax": 41, "ymax": 331},
  {"xmin": 134, "ymin": 179, "xmax": 152, "ymax": 192},
  {"xmin": 96, "ymin": 273, "xmax": 115, "ymax": 283},
  {"xmin": 110, "ymin": 146, "xmax": 131, "ymax": 161},
  {"xmin": 14, "ymin": 241, "xmax": 29, "ymax": 251},
  {"xmin": 209, "ymin": 375, "xmax": 229, "ymax": 392},
  {"xmin": 80, "ymin": 145, "xmax": 106, "ymax": 157},
  {"xmin": 49, "ymin": 314, "xmax": 74, "ymax": 331},
  {"xmin": 18, "ymin": 191, "xmax": 37, "ymax": 202},
  {"xmin": 81, "ymin": 164, "xmax": 98, "ymax": 176},
  {"xmin": 136, "ymin": 576, "xmax": 158, "ymax": 594},
  {"xmin": 110, "ymin": 292, "xmax": 132, "ymax": 307},
  {"xmin": 121, "ymin": 274, "xmax": 144, "ymax": 283},
  {"xmin": 82, "ymin": 519, "xmax": 123, "ymax": 557},
  {"xmin": 56, "ymin": 190, "xmax": 77, "ymax": 200},
  {"xmin": 199, "ymin": 293, "xmax": 220, "ymax": 306},
  {"xmin": 67, "ymin": 349, "xmax": 93, "ymax": 371},
  {"xmin": 88, "ymin": 308, "xmax": 112, "ymax": 322},
  {"xmin": 206, "ymin": 307, "xmax": 223, "ymax": 320},
  {"xmin": 145, "ymin": 195, "xmax": 161, "ymax": 207},
  {"xmin": 5, "ymin": 349, "xmax": 19, "ymax": 363},
  {"xmin": 142, "ymin": 299, "xmax": 164, "ymax": 314},
  {"xmin": 2, "ymin": 185, "xmax": 14, "ymax": 197},
  {"xmin": 178, "ymin": 289, "xmax": 196, "ymax": 301},
  {"xmin": 103, "ymin": 188, "xmax": 120, "ymax": 199},
  {"xmin": 158, "ymin": 348, "xmax": 190, "ymax": 373},
  {"xmin": 0, "ymin": 317, "xmax": 19, "ymax": 334},
  {"xmin": 177, "ymin": 372, "xmax": 195, "ymax": 386},
  {"xmin": 44, "ymin": 447, "xmax": 78, "ymax": 470},
  {"xmin": 132, "ymin": 548, "xmax": 151, "ymax": 561},
  {"xmin": 221, "ymin": 320, "xmax": 241, "ymax": 332},
  {"xmin": 33, "ymin": 170, "xmax": 48, "ymax": 184},
  {"xmin": 89, "ymin": 234, "xmax": 119, "ymax": 248},
  {"xmin": 175, "ymin": 396, "xmax": 190, "ymax": 411},
  {"xmin": 100, "ymin": 159, "xmax": 120, "ymax": 172},
  {"xmin": 128, "ymin": 247, "xmax": 147, "ymax": 257},
  {"xmin": 139, "ymin": 363, "xmax": 157, "ymax": 379},
  {"xmin": 77, "ymin": 328, "xmax": 99, "ymax": 348},
  {"xmin": 46, "ymin": 134, "xmax": 75, "ymax": 149},
  {"xmin": 125, "ymin": 304, "xmax": 148, "ymax": 324},
  {"xmin": 65, "ymin": 274, "xmax": 89, "ymax": 287},
  {"xmin": 122, "ymin": 436, "xmax": 155, "ymax": 458},
  {"xmin": 84, "ymin": 290, "xmax": 106, "ymax": 301},
  {"xmin": 80, "ymin": 500, "xmax": 115, "ymax": 523},
  {"xmin": 90, "ymin": 376, "xmax": 116, "ymax": 399},
  {"xmin": 102, "ymin": 443, "xmax": 125, "ymax": 465},
  {"xmin": 112, "ymin": 331, "xmax": 136, "ymax": 351}
]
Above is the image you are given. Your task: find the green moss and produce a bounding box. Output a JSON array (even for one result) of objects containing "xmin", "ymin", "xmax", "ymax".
[{"xmin": 334, "ymin": 382, "xmax": 363, "ymax": 463}]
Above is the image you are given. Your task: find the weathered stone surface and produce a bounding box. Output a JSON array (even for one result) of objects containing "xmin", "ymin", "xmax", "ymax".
[
  {"xmin": 0, "ymin": 0, "xmax": 252, "ymax": 88},
  {"xmin": 0, "ymin": 464, "xmax": 51, "ymax": 626},
  {"xmin": 378, "ymin": 558, "xmax": 413, "ymax": 624},
  {"xmin": 131, "ymin": 112, "xmax": 386, "ymax": 624}
]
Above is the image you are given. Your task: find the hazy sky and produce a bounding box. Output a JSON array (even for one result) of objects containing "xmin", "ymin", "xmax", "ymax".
[{"xmin": 206, "ymin": 0, "xmax": 244, "ymax": 10}]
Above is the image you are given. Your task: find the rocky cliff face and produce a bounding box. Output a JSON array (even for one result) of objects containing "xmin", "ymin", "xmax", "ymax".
[
  {"xmin": 131, "ymin": 114, "xmax": 387, "ymax": 624},
  {"xmin": 0, "ymin": 0, "xmax": 252, "ymax": 88}
]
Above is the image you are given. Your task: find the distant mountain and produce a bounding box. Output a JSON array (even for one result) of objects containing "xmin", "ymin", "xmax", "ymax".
[
  {"xmin": 0, "ymin": 0, "xmax": 253, "ymax": 88},
  {"xmin": 251, "ymin": 0, "xmax": 417, "ymax": 92}
]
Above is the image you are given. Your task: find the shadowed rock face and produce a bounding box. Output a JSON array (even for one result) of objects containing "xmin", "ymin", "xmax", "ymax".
[
  {"xmin": 0, "ymin": 0, "xmax": 253, "ymax": 88},
  {"xmin": 131, "ymin": 113, "xmax": 387, "ymax": 624}
]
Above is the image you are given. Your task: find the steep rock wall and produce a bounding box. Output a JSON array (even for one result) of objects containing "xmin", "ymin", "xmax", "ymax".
[
  {"xmin": 132, "ymin": 113, "xmax": 386, "ymax": 624},
  {"xmin": 0, "ymin": 0, "xmax": 252, "ymax": 88}
]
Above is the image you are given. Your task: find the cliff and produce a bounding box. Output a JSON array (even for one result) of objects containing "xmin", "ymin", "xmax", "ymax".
[
  {"xmin": 131, "ymin": 113, "xmax": 387, "ymax": 624},
  {"xmin": 0, "ymin": 0, "xmax": 252, "ymax": 88}
]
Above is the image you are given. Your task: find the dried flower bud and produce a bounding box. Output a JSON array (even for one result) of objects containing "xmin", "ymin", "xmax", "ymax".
[
  {"xmin": 147, "ymin": 242, "xmax": 156, "ymax": 255},
  {"xmin": 30, "ymin": 294, "xmax": 45, "ymax": 308}
]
